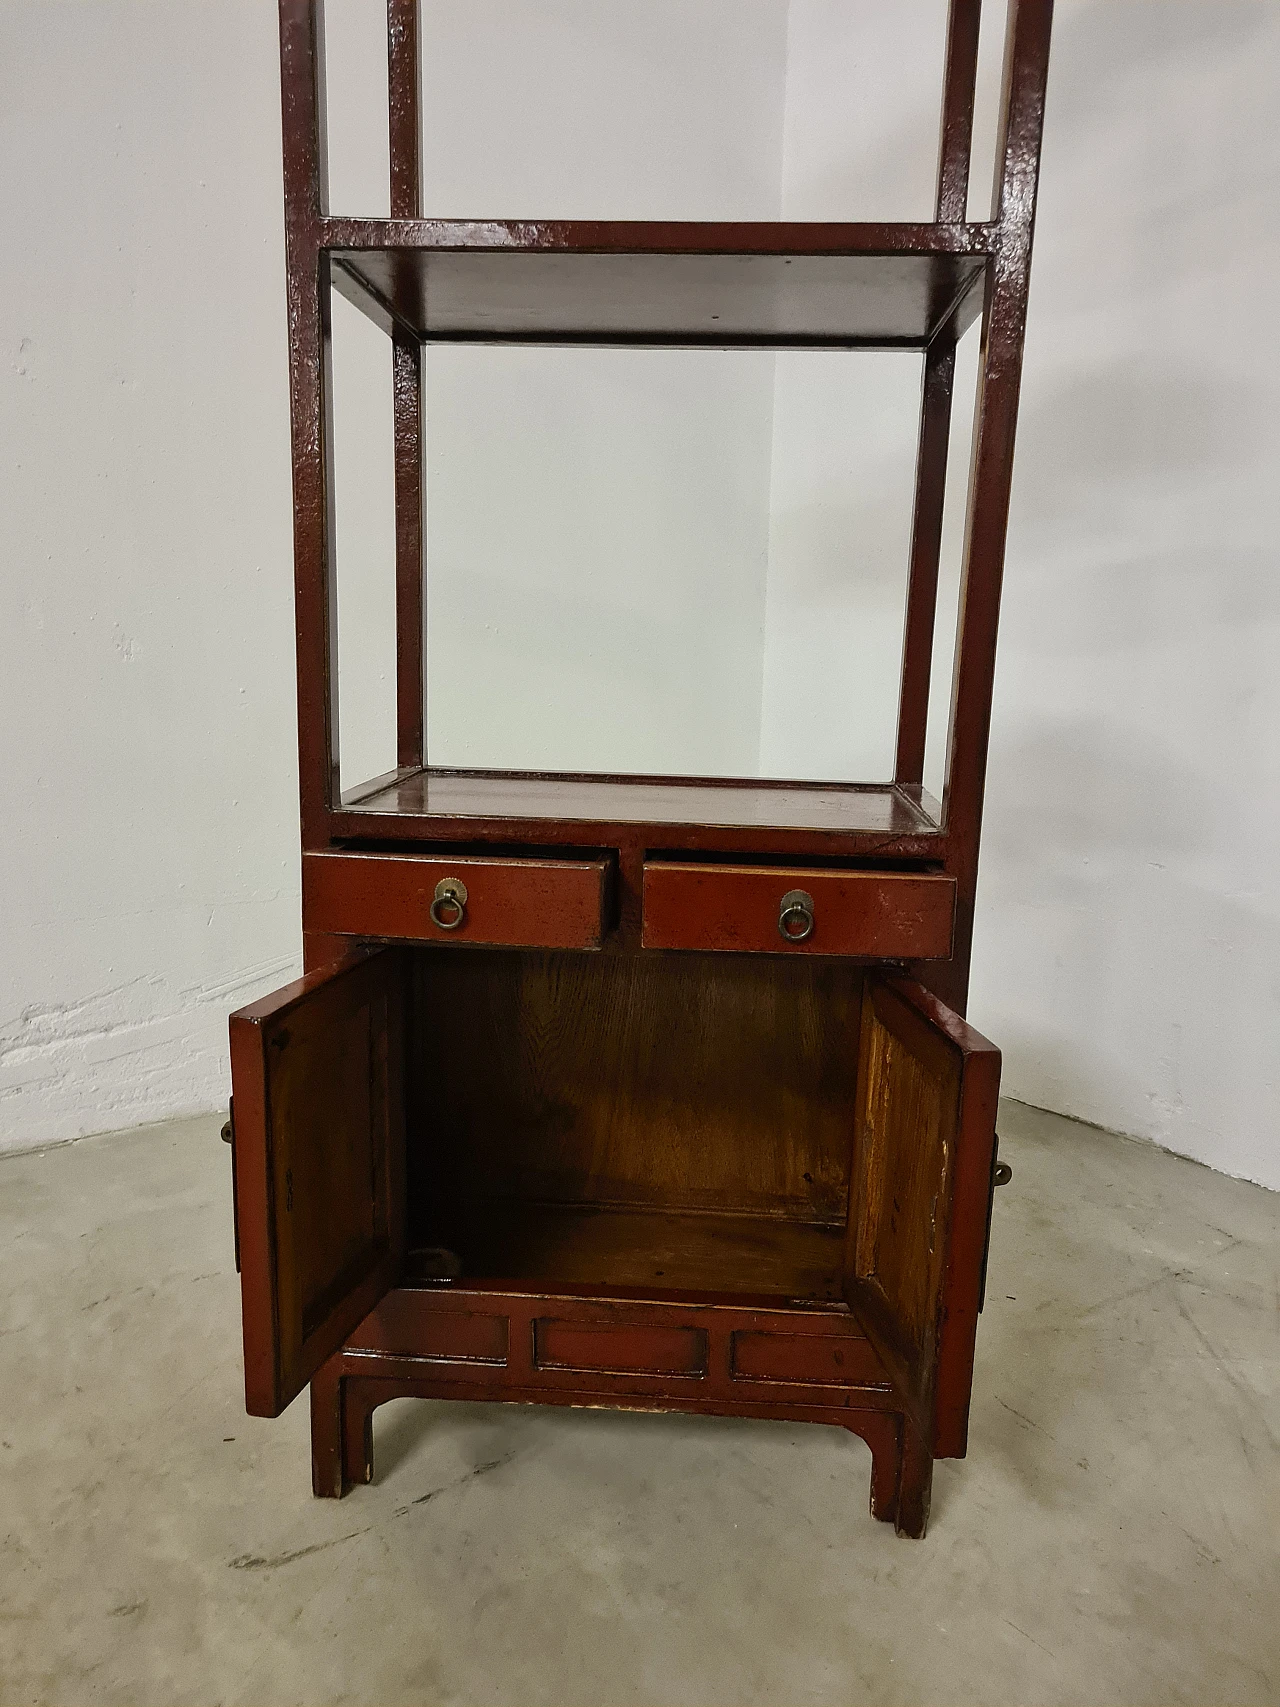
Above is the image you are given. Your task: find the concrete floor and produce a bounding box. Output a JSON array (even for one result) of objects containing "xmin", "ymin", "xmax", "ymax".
[{"xmin": 1, "ymin": 1103, "xmax": 1276, "ymax": 1707}]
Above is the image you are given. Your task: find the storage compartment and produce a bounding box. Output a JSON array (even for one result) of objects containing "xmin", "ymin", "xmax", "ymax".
[
  {"xmin": 403, "ymin": 945, "xmax": 859, "ymax": 1299},
  {"xmin": 412, "ymin": 1203, "xmax": 846, "ymax": 1301},
  {"xmin": 641, "ymin": 861, "xmax": 956, "ymax": 957},
  {"xmin": 229, "ymin": 944, "xmax": 999, "ymax": 1466},
  {"xmin": 409, "ymin": 947, "xmax": 859, "ymax": 1225}
]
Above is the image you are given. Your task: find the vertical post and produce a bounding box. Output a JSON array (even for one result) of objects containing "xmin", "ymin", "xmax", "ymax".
[
  {"xmin": 388, "ymin": 0, "xmax": 425, "ymax": 769},
  {"xmin": 894, "ymin": 0, "xmax": 982, "ymax": 788},
  {"xmin": 894, "ymin": 337, "xmax": 957, "ymax": 786},
  {"xmin": 934, "ymin": 0, "xmax": 983, "ymax": 226},
  {"xmin": 280, "ymin": 0, "xmax": 339, "ymax": 848},
  {"xmin": 937, "ymin": 0, "xmax": 1054, "ymax": 1011}
]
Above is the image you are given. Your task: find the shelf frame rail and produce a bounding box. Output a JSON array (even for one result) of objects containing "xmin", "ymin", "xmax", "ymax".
[{"xmin": 277, "ymin": 0, "xmax": 1054, "ymax": 1011}]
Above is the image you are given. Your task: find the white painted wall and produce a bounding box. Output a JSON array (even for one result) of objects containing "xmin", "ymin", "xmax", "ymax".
[
  {"xmin": 761, "ymin": 5, "xmax": 940, "ymax": 780},
  {"xmin": 3, "ymin": 2, "xmax": 1277, "ymax": 1189},
  {"xmin": 0, "ymin": 2, "xmax": 301, "ymax": 1146},
  {"xmin": 421, "ymin": 2, "xmax": 785, "ymax": 777},
  {"xmin": 327, "ymin": 0, "xmax": 787, "ymax": 782},
  {"xmin": 759, "ymin": 0, "xmax": 1001, "ymax": 787},
  {"xmin": 766, "ymin": 0, "xmax": 1280, "ymax": 1188},
  {"xmin": 969, "ymin": 0, "xmax": 1280, "ymax": 1187}
]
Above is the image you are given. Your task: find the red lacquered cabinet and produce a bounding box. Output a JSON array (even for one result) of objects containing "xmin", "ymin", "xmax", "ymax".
[{"xmin": 224, "ymin": 0, "xmax": 1052, "ymax": 1537}]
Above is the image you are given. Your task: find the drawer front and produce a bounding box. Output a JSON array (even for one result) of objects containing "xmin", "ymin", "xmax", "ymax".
[
  {"xmin": 641, "ymin": 862, "xmax": 954, "ymax": 959},
  {"xmin": 303, "ymin": 851, "xmax": 609, "ymax": 950}
]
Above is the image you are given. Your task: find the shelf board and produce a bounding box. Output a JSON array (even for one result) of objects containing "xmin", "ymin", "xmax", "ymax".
[
  {"xmin": 336, "ymin": 767, "xmax": 943, "ymax": 850},
  {"xmin": 424, "ymin": 1201, "xmax": 848, "ymax": 1302},
  {"xmin": 325, "ymin": 218, "xmax": 990, "ymax": 349}
]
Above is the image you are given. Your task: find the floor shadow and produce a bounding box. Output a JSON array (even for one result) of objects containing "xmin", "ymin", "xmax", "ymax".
[{"xmin": 369, "ymin": 1395, "xmax": 444, "ymax": 1483}]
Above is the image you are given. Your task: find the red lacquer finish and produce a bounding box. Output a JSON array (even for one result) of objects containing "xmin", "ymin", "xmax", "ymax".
[
  {"xmin": 229, "ymin": 951, "xmax": 407, "ymax": 1417},
  {"xmin": 387, "ymin": 0, "xmax": 424, "ymax": 768},
  {"xmin": 641, "ymin": 862, "xmax": 955, "ymax": 960},
  {"xmin": 233, "ymin": 0, "xmax": 1054, "ymax": 1541},
  {"xmin": 311, "ymin": 1284, "xmax": 928, "ymax": 1534},
  {"xmin": 302, "ymin": 848, "xmax": 612, "ymax": 950}
]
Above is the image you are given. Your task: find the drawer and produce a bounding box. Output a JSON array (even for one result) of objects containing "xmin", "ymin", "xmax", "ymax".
[
  {"xmin": 641, "ymin": 862, "xmax": 955, "ymax": 959},
  {"xmin": 302, "ymin": 850, "xmax": 610, "ymax": 950}
]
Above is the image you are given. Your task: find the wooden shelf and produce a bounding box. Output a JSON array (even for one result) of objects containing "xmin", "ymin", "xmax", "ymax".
[
  {"xmin": 325, "ymin": 218, "xmax": 990, "ymax": 349},
  {"xmin": 422, "ymin": 1202, "xmax": 848, "ymax": 1302},
  {"xmin": 335, "ymin": 768, "xmax": 944, "ymax": 855}
]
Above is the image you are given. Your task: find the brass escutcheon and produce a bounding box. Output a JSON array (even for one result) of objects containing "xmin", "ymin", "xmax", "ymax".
[
  {"xmin": 430, "ymin": 877, "xmax": 468, "ymax": 931},
  {"xmin": 777, "ymin": 888, "xmax": 815, "ymax": 943}
]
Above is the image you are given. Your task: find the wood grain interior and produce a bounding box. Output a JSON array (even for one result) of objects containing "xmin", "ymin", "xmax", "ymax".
[
  {"xmin": 413, "ymin": 1202, "xmax": 846, "ymax": 1301},
  {"xmin": 273, "ymin": 995, "xmax": 382, "ymax": 1344},
  {"xmin": 236, "ymin": 952, "xmax": 406, "ymax": 1413},
  {"xmin": 406, "ymin": 948, "xmax": 863, "ymax": 1243},
  {"xmin": 846, "ymin": 981, "xmax": 962, "ymax": 1428}
]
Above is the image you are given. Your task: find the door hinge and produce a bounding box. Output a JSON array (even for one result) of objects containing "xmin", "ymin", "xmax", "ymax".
[
  {"xmin": 223, "ymin": 1098, "xmax": 241, "ymax": 1274},
  {"xmin": 978, "ymin": 1133, "xmax": 1012, "ymax": 1312}
]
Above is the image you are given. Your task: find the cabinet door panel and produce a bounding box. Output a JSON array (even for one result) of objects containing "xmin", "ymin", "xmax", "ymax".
[
  {"xmin": 846, "ymin": 976, "xmax": 1000, "ymax": 1457},
  {"xmin": 229, "ymin": 950, "xmax": 407, "ymax": 1417}
]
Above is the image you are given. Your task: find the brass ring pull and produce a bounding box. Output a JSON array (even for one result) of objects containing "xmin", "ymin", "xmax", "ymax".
[
  {"xmin": 777, "ymin": 888, "xmax": 815, "ymax": 943},
  {"xmin": 429, "ymin": 877, "xmax": 468, "ymax": 931}
]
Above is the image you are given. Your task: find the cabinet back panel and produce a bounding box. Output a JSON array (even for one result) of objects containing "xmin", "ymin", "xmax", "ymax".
[{"xmin": 409, "ymin": 949, "xmax": 862, "ymax": 1225}]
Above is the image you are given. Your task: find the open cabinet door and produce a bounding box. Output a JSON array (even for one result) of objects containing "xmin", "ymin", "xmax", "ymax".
[
  {"xmin": 846, "ymin": 976, "xmax": 1000, "ymax": 1459},
  {"xmin": 228, "ymin": 950, "xmax": 407, "ymax": 1417}
]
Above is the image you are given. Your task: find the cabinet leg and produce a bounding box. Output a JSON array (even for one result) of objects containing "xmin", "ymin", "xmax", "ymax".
[
  {"xmin": 858, "ymin": 1414, "xmax": 934, "ymax": 1539},
  {"xmin": 342, "ymin": 1378, "xmax": 378, "ymax": 1489},
  {"xmin": 309, "ymin": 1359, "xmax": 346, "ymax": 1499},
  {"xmin": 894, "ymin": 1420, "xmax": 934, "ymax": 1539},
  {"xmin": 859, "ymin": 1413, "xmax": 904, "ymax": 1527},
  {"xmin": 310, "ymin": 1371, "xmax": 381, "ymax": 1496}
]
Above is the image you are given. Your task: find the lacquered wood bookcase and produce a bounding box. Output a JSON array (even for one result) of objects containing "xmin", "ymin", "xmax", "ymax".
[{"xmin": 225, "ymin": 0, "xmax": 1052, "ymax": 1538}]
